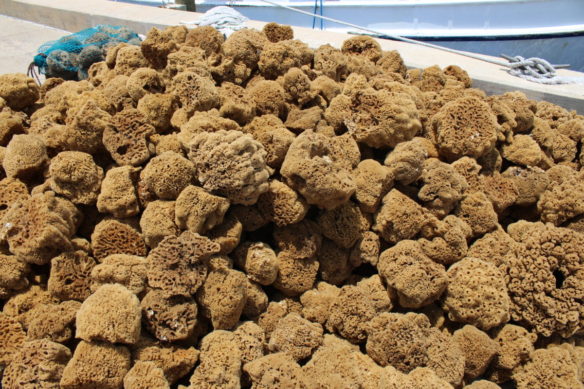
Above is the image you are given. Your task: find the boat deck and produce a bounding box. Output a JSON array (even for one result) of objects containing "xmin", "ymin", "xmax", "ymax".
[{"xmin": 0, "ymin": 0, "xmax": 583, "ymax": 112}]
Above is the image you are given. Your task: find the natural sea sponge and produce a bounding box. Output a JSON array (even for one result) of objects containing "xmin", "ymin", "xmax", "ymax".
[
  {"xmin": 184, "ymin": 25, "xmax": 223, "ymax": 58},
  {"xmin": 417, "ymin": 158, "xmax": 468, "ymax": 217},
  {"xmin": 4, "ymin": 25, "xmax": 584, "ymax": 389},
  {"xmin": 263, "ymin": 22, "xmax": 294, "ymax": 42},
  {"xmin": 353, "ymin": 159, "xmax": 394, "ymax": 213},
  {"xmin": 219, "ymin": 82, "xmax": 257, "ymax": 125},
  {"xmin": 373, "ymin": 189, "xmax": 433, "ymax": 244},
  {"xmin": 501, "ymin": 134, "xmax": 544, "ymax": 167},
  {"xmin": 1, "ymin": 339, "xmax": 71, "ymax": 389},
  {"xmin": 127, "ymin": 67, "xmax": 165, "ymax": 102},
  {"xmin": 132, "ymin": 339, "xmax": 199, "ymax": 384},
  {"xmin": 2, "ymin": 134, "xmax": 48, "ymax": 179},
  {"xmin": 0, "ymin": 109, "xmax": 25, "ymax": 146},
  {"xmin": 141, "ymin": 292, "xmax": 197, "ymax": 343},
  {"xmin": 505, "ymin": 223, "xmax": 584, "ymax": 337},
  {"xmin": 141, "ymin": 27, "xmax": 178, "ymax": 69},
  {"xmin": 147, "ymin": 231, "xmax": 220, "ymax": 296},
  {"xmin": 316, "ymin": 239, "xmax": 353, "ymax": 285},
  {"xmin": 48, "ymin": 151, "xmax": 104, "ymax": 205},
  {"xmin": 26, "ymin": 300, "xmax": 81, "ymax": 343},
  {"xmin": 326, "ymin": 87, "xmax": 421, "ymax": 148},
  {"xmin": 429, "ymin": 96, "xmax": 499, "ymax": 161},
  {"xmin": 234, "ymin": 241, "xmax": 279, "ymax": 285},
  {"xmin": 0, "ymin": 254, "xmax": 29, "ymax": 299},
  {"xmin": 151, "ymin": 133, "xmax": 182, "ymax": 155},
  {"xmin": 90, "ymin": 254, "xmax": 147, "ymax": 294},
  {"xmin": 139, "ymin": 151, "xmax": 195, "ymax": 202},
  {"xmin": 257, "ymin": 179, "xmax": 309, "ymax": 226},
  {"xmin": 0, "ymin": 312, "xmax": 26, "ymax": 367},
  {"xmin": 409, "ymin": 65, "xmax": 449, "ymax": 93},
  {"xmin": 62, "ymin": 98, "xmax": 114, "ymax": 153},
  {"xmin": 197, "ymin": 266, "xmax": 247, "ymax": 330},
  {"xmin": 489, "ymin": 324, "xmax": 536, "ymax": 380},
  {"xmin": 170, "ymin": 71, "xmax": 219, "ymax": 114},
  {"xmin": 274, "ymin": 251, "xmax": 319, "ymax": 296},
  {"xmin": 178, "ymin": 109, "xmax": 240, "ymax": 148},
  {"xmin": 47, "ymin": 250, "xmax": 96, "ymax": 301},
  {"xmin": 243, "ymin": 114, "xmax": 295, "ymax": 169},
  {"xmin": 443, "ymin": 257, "xmax": 510, "ymax": 330},
  {"xmin": 454, "ymin": 191, "xmax": 499, "ymax": 238},
  {"xmin": 231, "ymin": 203, "xmax": 269, "ymax": 232},
  {"xmin": 91, "ymin": 219, "xmax": 147, "ymax": 261},
  {"xmin": 2, "ymin": 285, "xmax": 57, "ymax": 327},
  {"xmin": 377, "ymin": 50, "xmax": 407, "ymax": 76},
  {"xmin": 350, "ymin": 230, "xmax": 381, "ymax": 267},
  {"xmin": 188, "ymin": 130, "xmax": 270, "ymax": 205},
  {"xmin": 538, "ymin": 169, "xmax": 584, "ymax": 225},
  {"xmin": 212, "ymin": 35, "xmax": 258, "ymax": 85},
  {"xmin": 244, "ymin": 352, "xmax": 307, "ymax": 389},
  {"xmin": 259, "ymin": 40, "xmax": 313, "ymax": 80},
  {"xmin": 137, "ymin": 93, "xmax": 177, "ymax": 132},
  {"xmin": 452, "ymin": 325, "xmax": 499, "ymax": 380},
  {"xmin": 420, "ymin": 217, "xmax": 469, "ymax": 265},
  {"xmin": 139, "ymin": 200, "xmax": 178, "ymax": 248},
  {"xmin": 341, "ymin": 36, "xmax": 382, "ymax": 62},
  {"xmin": 273, "ymin": 220, "xmax": 321, "ymax": 260},
  {"xmin": 233, "ymin": 320, "xmax": 266, "ymax": 370},
  {"xmin": 317, "ymin": 201, "xmax": 364, "ymax": 249},
  {"xmin": 248, "ymin": 80, "xmax": 287, "ymax": 118},
  {"xmin": 113, "ymin": 45, "xmax": 149, "ymax": 76},
  {"xmin": 384, "ymin": 137, "xmax": 428, "ymax": 185},
  {"xmin": 280, "ymin": 130, "xmax": 356, "ymax": 209},
  {"xmin": 104, "ymin": 108, "xmax": 155, "ymax": 166},
  {"xmin": 76, "ymin": 284, "xmax": 141, "ymax": 344},
  {"xmin": 512, "ymin": 347, "xmax": 583, "ymax": 389},
  {"xmin": 187, "ymin": 330, "xmax": 242, "ymax": 388},
  {"xmin": 1, "ymin": 191, "xmax": 80, "ymax": 265},
  {"xmin": 326, "ymin": 283, "xmax": 379, "ymax": 344},
  {"xmin": 378, "ymin": 240, "xmax": 447, "ymax": 308},
  {"xmin": 0, "ymin": 74, "xmax": 39, "ymax": 110},
  {"xmin": 124, "ymin": 361, "xmax": 170, "ymax": 389},
  {"xmin": 303, "ymin": 334, "xmax": 386, "ymax": 388},
  {"xmin": 284, "ymin": 106, "xmax": 323, "ymax": 132},
  {"xmin": 268, "ymin": 312, "xmax": 323, "ymax": 361},
  {"xmin": 60, "ymin": 340, "xmax": 130, "ymax": 389},
  {"xmin": 242, "ymin": 280, "xmax": 269, "ymax": 320},
  {"xmin": 175, "ymin": 185, "xmax": 230, "ymax": 233},
  {"xmin": 479, "ymin": 173, "xmax": 519, "ymax": 214},
  {"xmin": 97, "ymin": 165, "xmax": 140, "ymax": 218},
  {"xmin": 163, "ymin": 45, "xmax": 207, "ymax": 79},
  {"xmin": 366, "ymin": 312, "xmax": 465, "ymax": 386}
]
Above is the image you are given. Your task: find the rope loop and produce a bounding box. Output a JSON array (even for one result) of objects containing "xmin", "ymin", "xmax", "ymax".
[{"xmin": 506, "ymin": 55, "xmax": 558, "ymax": 79}]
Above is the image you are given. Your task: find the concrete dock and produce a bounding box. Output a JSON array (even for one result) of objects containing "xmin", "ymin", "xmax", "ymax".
[
  {"xmin": 0, "ymin": 15, "xmax": 68, "ymax": 76},
  {"xmin": 0, "ymin": 0, "xmax": 583, "ymax": 112}
]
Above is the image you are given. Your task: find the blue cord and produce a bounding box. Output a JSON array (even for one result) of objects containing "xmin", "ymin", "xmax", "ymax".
[
  {"xmin": 312, "ymin": 0, "xmax": 318, "ymax": 28},
  {"xmin": 319, "ymin": 0, "xmax": 324, "ymax": 29}
]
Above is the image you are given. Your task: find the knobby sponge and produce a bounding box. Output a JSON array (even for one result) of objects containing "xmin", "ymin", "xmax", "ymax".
[
  {"xmin": 76, "ymin": 283, "xmax": 141, "ymax": 344},
  {"xmin": 188, "ymin": 130, "xmax": 270, "ymax": 205}
]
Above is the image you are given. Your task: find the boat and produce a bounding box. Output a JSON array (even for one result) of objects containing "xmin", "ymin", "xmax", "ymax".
[{"xmin": 114, "ymin": 0, "xmax": 584, "ymax": 72}]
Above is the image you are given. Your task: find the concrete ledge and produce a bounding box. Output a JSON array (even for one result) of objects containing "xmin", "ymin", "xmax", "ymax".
[{"xmin": 1, "ymin": 0, "xmax": 583, "ymax": 112}]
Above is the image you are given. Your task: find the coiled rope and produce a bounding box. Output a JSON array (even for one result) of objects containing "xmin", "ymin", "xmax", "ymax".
[{"xmin": 258, "ymin": 0, "xmax": 584, "ymax": 85}]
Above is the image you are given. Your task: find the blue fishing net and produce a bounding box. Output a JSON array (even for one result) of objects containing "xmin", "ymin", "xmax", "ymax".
[{"xmin": 29, "ymin": 25, "xmax": 141, "ymax": 81}]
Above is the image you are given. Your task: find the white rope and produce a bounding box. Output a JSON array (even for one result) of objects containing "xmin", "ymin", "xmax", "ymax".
[
  {"xmin": 180, "ymin": 6, "xmax": 248, "ymax": 36},
  {"xmin": 258, "ymin": 0, "xmax": 584, "ymax": 85},
  {"xmin": 505, "ymin": 55, "xmax": 584, "ymax": 85}
]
